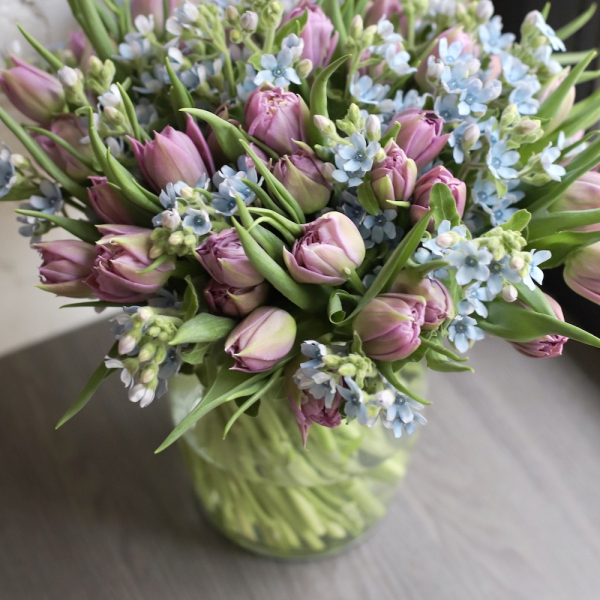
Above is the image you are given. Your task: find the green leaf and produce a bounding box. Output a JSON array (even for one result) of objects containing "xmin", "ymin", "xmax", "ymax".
[
  {"xmin": 357, "ymin": 173, "xmax": 380, "ymax": 216},
  {"xmin": 500, "ymin": 209, "xmax": 531, "ymax": 232},
  {"xmin": 169, "ymin": 313, "xmax": 236, "ymax": 345},
  {"xmin": 556, "ymin": 2, "xmax": 597, "ymax": 40},
  {"xmin": 426, "ymin": 352, "xmax": 474, "ymax": 373},
  {"xmin": 321, "ymin": 0, "xmax": 347, "ymax": 46},
  {"xmin": 166, "ymin": 59, "xmax": 194, "ymax": 129},
  {"xmin": 377, "ymin": 361, "xmax": 431, "ymax": 405},
  {"xmin": 182, "ymin": 108, "xmax": 246, "ymax": 161},
  {"xmin": 528, "ymin": 209, "xmax": 600, "ymax": 241},
  {"xmin": 379, "ymin": 122, "xmax": 401, "ymax": 148},
  {"xmin": 478, "ymin": 301, "xmax": 600, "ymax": 347},
  {"xmin": 328, "ymin": 289, "xmax": 358, "ymax": 324},
  {"xmin": 56, "ymin": 344, "xmax": 116, "ymax": 428},
  {"xmin": 0, "ymin": 184, "xmax": 40, "ymax": 202},
  {"xmin": 14, "ymin": 209, "xmax": 100, "ymax": 244},
  {"xmin": 429, "ymin": 183, "xmax": 460, "ymax": 228},
  {"xmin": 419, "ymin": 336, "xmax": 468, "ymax": 362},
  {"xmin": 577, "ymin": 69, "xmax": 600, "ymax": 84},
  {"xmin": 242, "ymin": 178, "xmax": 286, "ymax": 217},
  {"xmin": 17, "ymin": 25, "xmax": 64, "ymax": 71},
  {"xmin": 182, "ymin": 276, "xmax": 200, "ymax": 322},
  {"xmin": 66, "ymin": 0, "xmax": 116, "ymax": 62},
  {"xmin": 117, "ymin": 82, "xmax": 148, "ymax": 141},
  {"xmin": 514, "ymin": 282, "xmax": 555, "ymax": 317},
  {"xmin": 527, "ymin": 230, "xmax": 600, "ymax": 268},
  {"xmin": 180, "ymin": 343, "xmax": 209, "ymax": 365}
]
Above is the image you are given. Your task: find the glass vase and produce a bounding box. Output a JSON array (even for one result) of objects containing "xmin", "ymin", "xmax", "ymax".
[{"xmin": 168, "ymin": 364, "xmax": 424, "ymax": 559}]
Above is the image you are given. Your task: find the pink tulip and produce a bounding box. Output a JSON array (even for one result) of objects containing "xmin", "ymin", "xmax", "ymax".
[
  {"xmin": 564, "ymin": 242, "xmax": 600, "ymax": 305},
  {"xmin": 283, "ymin": 212, "xmax": 365, "ymax": 285},
  {"xmin": 196, "ymin": 228, "xmax": 264, "ymax": 288},
  {"xmin": 0, "ymin": 56, "xmax": 65, "ymax": 124},
  {"xmin": 47, "ymin": 115, "xmax": 94, "ymax": 181},
  {"xmin": 550, "ymin": 171, "xmax": 600, "ymax": 231},
  {"xmin": 244, "ymin": 84, "xmax": 309, "ymax": 155},
  {"xmin": 353, "ymin": 293, "xmax": 425, "ymax": 361},
  {"xmin": 365, "ymin": 0, "xmax": 405, "ymax": 27},
  {"xmin": 86, "ymin": 225, "xmax": 174, "ymax": 303},
  {"xmin": 88, "ymin": 176, "xmax": 135, "ymax": 225},
  {"xmin": 34, "ymin": 240, "xmax": 96, "ymax": 298},
  {"xmin": 225, "ymin": 307, "xmax": 297, "ymax": 372},
  {"xmin": 370, "ymin": 140, "xmax": 417, "ymax": 208},
  {"xmin": 204, "ymin": 280, "xmax": 269, "ymax": 318}
]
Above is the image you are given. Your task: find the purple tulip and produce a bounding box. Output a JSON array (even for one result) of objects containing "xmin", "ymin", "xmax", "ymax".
[
  {"xmin": 391, "ymin": 271, "xmax": 454, "ymax": 330},
  {"xmin": 129, "ymin": 115, "xmax": 212, "ymax": 192},
  {"xmin": 196, "ymin": 228, "xmax": 264, "ymax": 288},
  {"xmin": 225, "ymin": 306, "xmax": 297, "ymax": 372},
  {"xmin": 68, "ymin": 31, "xmax": 95, "ymax": 69},
  {"xmin": 365, "ymin": 0, "xmax": 405, "ymax": 27},
  {"xmin": 46, "ymin": 116, "xmax": 94, "ymax": 181},
  {"xmin": 244, "ymin": 84, "xmax": 309, "ymax": 155},
  {"xmin": 370, "ymin": 140, "xmax": 417, "ymax": 208},
  {"xmin": 388, "ymin": 108, "xmax": 450, "ymax": 171},
  {"xmin": 353, "ymin": 293, "xmax": 425, "ymax": 361},
  {"xmin": 564, "ymin": 242, "xmax": 600, "ymax": 306},
  {"xmin": 88, "ymin": 176, "xmax": 135, "ymax": 225},
  {"xmin": 272, "ymin": 152, "xmax": 332, "ymax": 213},
  {"xmin": 511, "ymin": 295, "xmax": 568, "ymax": 358},
  {"xmin": 551, "ymin": 171, "xmax": 600, "ymax": 231},
  {"xmin": 0, "ymin": 56, "xmax": 65, "ymax": 124},
  {"xmin": 204, "ymin": 279, "xmax": 269, "ymax": 318},
  {"xmin": 410, "ymin": 165, "xmax": 466, "ymax": 228},
  {"xmin": 85, "ymin": 225, "xmax": 175, "ymax": 303},
  {"xmin": 283, "ymin": 212, "xmax": 366, "ymax": 285},
  {"xmin": 33, "ymin": 240, "xmax": 96, "ymax": 298},
  {"xmin": 282, "ymin": 0, "xmax": 338, "ymax": 69}
]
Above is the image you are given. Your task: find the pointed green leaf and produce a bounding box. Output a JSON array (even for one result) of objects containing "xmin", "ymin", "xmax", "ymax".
[
  {"xmin": 500, "ymin": 209, "xmax": 531, "ymax": 232},
  {"xmin": 429, "ymin": 183, "xmax": 460, "ymax": 228},
  {"xmin": 528, "ymin": 209, "xmax": 600, "ymax": 240},
  {"xmin": 377, "ymin": 361, "xmax": 431, "ymax": 405},
  {"xmin": 17, "ymin": 25, "xmax": 64, "ymax": 71},
  {"xmin": 426, "ymin": 352, "xmax": 474, "ymax": 373},
  {"xmin": 527, "ymin": 230, "xmax": 600, "ymax": 268},
  {"xmin": 556, "ymin": 3, "xmax": 597, "ymax": 40},
  {"xmin": 14, "ymin": 209, "xmax": 100, "ymax": 243},
  {"xmin": 169, "ymin": 313, "xmax": 236, "ymax": 345},
  {"xmin": 182, "ymin": 276, "xmax": 200, "ymax": 322},
  {"xmin": 357, "ymin": 173, "xmax": 380, "ymax": 216},
  {"xmin": 514, "ymin": 282, "xmax": 555, "ymax": 317}
]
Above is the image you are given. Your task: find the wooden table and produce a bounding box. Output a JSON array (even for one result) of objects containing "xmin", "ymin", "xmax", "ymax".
[{"xmin": 2, "ymin": 322, "xmax": 600, "ymax": 600}]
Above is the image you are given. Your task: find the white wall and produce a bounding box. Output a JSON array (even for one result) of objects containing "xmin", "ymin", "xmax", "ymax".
[{"xmin": 0, "ymin": 1, "xmax": 107, "ymax": 357}]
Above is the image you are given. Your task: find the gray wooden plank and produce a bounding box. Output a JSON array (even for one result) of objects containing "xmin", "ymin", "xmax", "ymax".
[{"xmin": 1, "ymin": 322, "xmax": 600, "ymax": 600}]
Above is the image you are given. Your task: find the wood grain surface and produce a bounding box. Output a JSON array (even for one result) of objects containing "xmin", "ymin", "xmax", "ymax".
[{"xmin": 1, "ymin": 321, "xmax": 600, "ymax": 600}]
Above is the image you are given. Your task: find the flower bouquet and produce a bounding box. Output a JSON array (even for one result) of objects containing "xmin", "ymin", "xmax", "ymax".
[{"xmin": 3, "ymin": 0, "xmax": 600, "ymax": 558}]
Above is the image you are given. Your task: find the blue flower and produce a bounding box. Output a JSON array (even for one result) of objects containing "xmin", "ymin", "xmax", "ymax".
[
  {"xmin": 487, "ymin": 140, "xmax": 520, "ymax": 180},
  {"xmin": 458, "ymin": 282, "xmax": 495, "ymax": 317},
  {"xmin": 540, "ymin": 143, "xmax": 566, "ymax": 181},
  {"xmin": 135, "ymin": 98, "xmax": 159, "ymax": 126},
  {"xmin": 340, "ymin": 192, "xmax": 367, "ymax": 226},
  {"xmin": 133, "ymin": 64, "xmax": 167, "ymax": 94},
  {"xmin": 361, "ymin": 209, "xmax": 397, "ymax": 247},
  {"xmin": 212, "ymin": 156, "xmax": 260, "ymax": 216},
  {"xmin": 29, "ymin": 180, "xmax": 63, "ymax": 214},
  {"xmin": 153, "ymin": 182, "xmax": 186, "ymax": 226},
  {"xmin": 299, "ymin": 340, "xmax": 329, "ymax": 369},
  {"xmin": 509, "ymin": 80, "xmax": 541, "ymax": 115},
  {"xmin": 158, "ymin": 347, "xmax": 182, "ymax": 379},
  {"xmin": 281, "ymin": 34, "xmax": 304, "ymax": 59},
  {"xmin": 438, "ymin": 37, "xmax": 467, "ymax": 65},
  {"xmin": 338, "ymin": 377, "xmax": 369, "ymax": 425},
  {"xmin": 118, "ymin": 33, "xmax": 151, "ymax": 60},
  {"xmin": 237, "ymin": 64, "xmax": 258, "ymax": 101},
  {"xmin": 531, "ymin": 11, "xmax": 566, "ymax": 52},
  {"xmin": 447, "ymin": 240, "xmax": 493, "ymax": 285},
  {"xmin": 382, "ymin": 390, "xmax": 426, "ymax": 438},
  {"xmin": 483, "ymin": 198, "xmax": 518, "ymax": 226},
  {"xmin": 254, "ymin": 48, "xmax": 300, "ymax": 87},
  {"xmin": 478, "ymin": 16, "xmax": 515, "ymax": 54},
  {"xmin": 472, "ymin": 175, "xmax": 499, "ymax": 207},
  {"xmin": 333, "ymin": 133, "xmax": 380, "ymax": 187},
  {"xmin": 448, "ymin": 315, "xmax": 485, "ymax": 353},
  {"xmin": 363, "ymin": 265, "xmax": 383, "ymax": 289},
  {"xmin": 478, "ymin": 117, "xmax": 500, "ymax": 144},
  {"xmin": 501, "ymin": 54, "xmax": 530, "ymax": 84},
  {"xmin": 522, "ymin": 249, "xmax": 552, "ymax": 290},
  {"xmin": 378, "ymin": 89, "xmax": 427, "ymax": 119},
  {"xmin": 448, "ymin": 118, "xmax": 481, "ymax": 164},
  {"xmin": 422, "ymin": 220, "xmax": 468, "ymax": 256},
  {"xmin": 182, "ymin": 208, "xmax": 211, "ymax": 235},
  {"xmin": 487, "ymin": 255, "xmax": 521, "ymax": 295},
  {"xmin": 0, "ymin": 145, "xmax": 16, "ymax": 198},
  {"xmin": 179, "ymin": 63, "xmax": 207, "ymax": 91},
  {"xmin": 440, "ymin": 61, "xmax": 472, "ymax": 94},
  {"xmin": 385, "ymin": 46, "xmax": 415, "ymax": 76},
  {"xmin": 350, "ymin": 74, "xmax": 390, "ymax": 105},
  {"xmin": 458, "ymin": 78, "xmax": 501, "ymax": 116},
  {"xmin": 532, "ymin": 44, "xmax": 561, "ymax": 75},
  {"xmin": 295, "ymin": 366, "xmax": 337, "ymax": 408},
  {"xmin": 434, "ymin": 94, "xmax": 461, "ymax": 122}
]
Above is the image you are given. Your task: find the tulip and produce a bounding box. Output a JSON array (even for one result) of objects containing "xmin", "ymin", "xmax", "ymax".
[
  {"xmin": 129, "ymin": 115, "xmax": 211, "ymax": 192},
  {"xmin": 88, "ymin": 176, "xmax": 135, "ymax": 225},
  {"xmin": 365, "ymin": 0, "xmax": 404, "ymax": 27},
  {"xmin": 272, "ymin": 152, "xmax": 332, "ymax": 213},
  {"xmin": 225, "ymin": 307, "xmax": 297, "ymax": 372},
  {"xmin": 391, "ymin": 271, "xmax": 454, "ymax": 330},
  {"xmin": 0, "ymin": 56, "xmax": 65, "ymax": 124},
  {"xmin": 282, "ymin": 0, "xmax": 338, "ymax": 69},
  {"xmin": 196, "ymin": 228, "xmax": 264, "ymax": 288},
  {"xmin": 204, "ymin": 280, "xmax": 270, "ymax": 318},
  {"xmin": 388, "ymin": 108, "xmax": 450, "ymax": 171},
  {"xmin": 510, "ymin": 295, "xmax": 568, "ymax": 358},
  {"xmin": 539, "ymin": 71, "xmax": 575, "ymax": 134},
  {"xmin": 415, "ymin": 27, "xmax": 475, "ymax": 89},
  {"xmin": 283, "ymin": 212, "xmax": 365, "ymax": 285},
  {"xmin": 46, "ymin": 116, "xmax": 94, "ymax": 181},
  {"xmin": 86, "ymin": 225, "xmax": 175, "ymax": 303},
  {"xmin": 550, "ymin": 171, "xmax": 600, "ymax": 231},
  {"xmin": 33, "ymin": 240, "xmax": 96, "ymax": 298},
  {"xmin": 353, "ymin": 293, "xmax": 425, "ymax": 361},
  {"xmin": 68, "ymin": 31, "xmax": 95, "ymax": 69},
  {"xmin": 410, "ymin": 166, "xmax": 467, "ymax": 227},
  {"xmin": 244, "ymin": 84, "xmax": 309, "ymax": 156},
  {"xmin": 564, "ymin": 242, "xmax": 600, "ymax": 305},
  {"xmin": 289, "ymin": 387, "xmax": 342, "ymax": 446},
  {"xmin": 370, "ymin": 140, "xmax": 417, "ymax": 209}
]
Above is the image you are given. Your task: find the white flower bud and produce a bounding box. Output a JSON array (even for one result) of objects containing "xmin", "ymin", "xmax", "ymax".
[
  {"xmin": 225, "ymin": 5, "xmax": 238, "ymax": 21},
  {"xmin": 320, "ymin": 161, "xmax": 335, "ymax": 181},
  {"xmin": 137, "ymin": 307, "xmax": 154, "ymax": 323},
  {"xmin": 119, "ymin": 335, "xmax": 137, "ymax": 355},
  {"xmin": 240, "ymin": 11, "xmax": 258, "ymax": 32},
  {"xmin": 476, "ymin": 0, "xmax": 494, "ymax": 21},
  {"xmin": 350, "ymin": 15, "xmax": 364, "ymax": 38},
  {"xmin": 436, "ymin": 231, "xmax": 460, "ymax": 249},
  {"xmin": 463, "ymin": 124, "xmax": 481, "ymax": 149},
  {"xmin": 169, "ymin": 231, "xmax": 185, "ymax": 246},
  {"xmin": 501, "ymin": 284, "xmax": 518, "ymax": 302},
  {"xmin": 313, "ymin": 115, "xmax": 336, "ymax": 135},
  {"xmin": 162, "ymin": 208, "xmax": 181, "ymax": 230},
  {"xmin": 374, "ymin": 389, "xmax": 395, "ymax": 409},
  {"xmin": 365, "ymin": 114, "xmax": 381, "ymax": 142},
  {"xmin": 103, "ymin": 106, "xmax": 121, "ymax": 123},
  {"xmin": 427, "ymin": 57, "xmax": 445, "ymax": 80},
  {"xmin": 510, "ymin": 255, "xmax": 525, "ymax": 271},
  {"xmin": 58, "ymin": 66, "xmax": 81, "ymax": 87},
  {"xmin": 297, "ymin": 58, "xmax": 313, "ymax": 79},
  {"xmin": 140, "ymin": 367, "xmax": 157, "ymax": 384}
]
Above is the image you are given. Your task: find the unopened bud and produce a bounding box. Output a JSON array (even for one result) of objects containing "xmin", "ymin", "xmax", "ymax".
[
  {"xmin": 225, "ymin": 5, "xmax": 238, "ymax": 21},
  {"xmin": 137, "ymin": 307, "xmax": 154, "ymax": 323},
  {"xmin": 313, "ymin": 115, "xmax": 336, "ymax": 136},
  {"xmin": 138, "ymin": 343, "xmax": 157, "ymax": 363},
  {"xmin": 240, "ymin": 11, "xmax": 258, "ymax": 32},
  {"xmin": 436, "ymin": 231, "xmax": 461, "ymax": 249},
  {"xmin": 365, "ymin": 114, "xmax": 381, "ymax": 142},
  {"xmin": 510, "ymin": 255, "xmax": 525, "ymax": 271},
  {"xmin": 162, "ymin": 208, "xmax": 181, "ymax": 230},
  {"xmin": 140, "ymin": 365, "xmax": 158, "ymax": 384},
  {"xmin": 119, "ymin": 334, "xmax": 137, "ymax": 355},
  {"xmin": 297, "ymin": 58, "xmax": 313, "ymax": 79},
  {"xmin": 463, "ymin": 124, "xmax": 480, "ymax": 150},
  {"xmin": 427, "ymin": 57, "xmax": 445, "ymax": 80},
  {"xmin": 476, "ymin": 0, "xmax": 494, "ymax": 21},
  {"xmin": 374, "ymin": 389, "xmax": 395, "ymax": 409},
  {"xmin": 169, "ymin": 231, "xmax": 185, "ymax": 246},
  {"xmin": 350, "ymin": 15, "xmax": 364, "ymax": 38},
  {"xmin": 58, "ymin": 66, "xmax": 81, "ymax": 87},
  {"xmin": 103, "ymin": 106, "xmax": 122, "ymax": 123},
  {"xmin": 501, "ymin": 284, "xmax": 518, "ymax": 302}
]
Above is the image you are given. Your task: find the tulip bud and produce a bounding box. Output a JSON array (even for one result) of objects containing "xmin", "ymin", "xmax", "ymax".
[
  {"xmin": 88, "ymin": 176, "xmax": 135, "ymax": 224},
  {"xmin": 370, "ymin": 140, "xmax": 417, "ymax": 209},
  {"xmin": 240, "ymin": 11, "xmax": 259, "ymax": 32},
  {"xmin": 365, "ymin": 0, "xmax": 404, "ymax": 26},
  {"xmin": 353, "ymin": 293, "xmax": 426, "ymax": 361},
  {"xmin": 0, "ymin": 56, "xmax": 65, "ymax": 124},
  {"xmin": 204, "ymin": 280, "xmax": 270, "ymax": 318},
  {"xmin": 501, "ymin": 284, "xmax": 518, "ymax": 302},
  {"xmin": 45, "ymin": 116, "xmax": 94, "ymax": 181},
  {"xmin": 564, "ymin": 242, "xmax": 600, "ymax": 305},
  {"xmin": 283, "ymin": 212, "xmax": 365, "ymax": 285},
  {"xmin": 225, "ymin": 307, "xmax": 297, "ymax": 372},
  {"xmin": 539, "ymin": 71, "xmax": 575, "ymax": 134},
  {"xmin": 272, "ymin": 153, "xmax": 332, "ymax": 213}
]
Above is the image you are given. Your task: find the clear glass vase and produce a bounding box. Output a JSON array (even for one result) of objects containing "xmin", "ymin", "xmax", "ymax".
[{"xmin": 169, "ymin": 364, "xmax": 424, "ymax": 559}]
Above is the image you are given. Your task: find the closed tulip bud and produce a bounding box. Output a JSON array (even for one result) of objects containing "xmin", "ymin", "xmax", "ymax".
[
  {"xmin": 564, "ymin": 242, "xmax": 600, "ymax": 305},
  {"xmin": 539, "ymin": 71, "xmax": 575, "ymax": 134},
  {"xmin": 196, "ymin": 228, "xmax": 264, "ymax": 288},
  {"xmin": 387, "ymin": 108, "xmax": 450, "ymax": 171},
  {"xmin": 33, "ymin": 239, "xmax": 96, "ymax": 298},
  {"xmin": 411, "ymin": 166, "xmax": 466, "ymax": 227},
  {"xmin": 391, "ymin": 271, "xmax": 454, "ymax": 330},
  {"xmin": 551, "ymin": 171, "xmax": 600, "ymax": 231},
  {"xmin": 225, "ymin": 307, "xmax": 297, "ymax": 372},
  {"xmin": 272, "ymin": 153, "xmax": 332, "ymax": 213},
  {"xmin": 204, "ymin": 280, "xmax": 270, "ymax": 318},
  {"xmin": 88, "ymin": 176, "xmax": 135, "ymax": 224},
  {"xmin": 46, "ymin": 116, "xmax": 94, "ymax": 181},
  {"xmin": 370, "ymin": 140, "xmax": 417, "ymax": 209},
  {"xmin": 86, "ymin": 225, "xmax": 175, "ymax": 303},
  {"xmin": 244, "ymin": 85, "xmax": 309, "ymax": 155},
  {"xmin": 0, "ymin": 56, "xmax": 65, "ymax": 124},
  {"xmin": 283, "ymin": 212, "xmax": 365, "ymax": 285},
  {"xmin": 501, "ymin": 284, "xmax": 518, "ymax": 302},
  {"xmin": 510, "ymin": 295, "xmax": 568, "ymax": 358},
  {"xmin": 240, "ymin": 11, "xmax": 259, "ymax": 32},
  {"xmin": 353, "ymin": 293, "xmax": 426, "ymax": 361}
]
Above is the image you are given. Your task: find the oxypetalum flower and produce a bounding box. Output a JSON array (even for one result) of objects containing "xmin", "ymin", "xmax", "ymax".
[
  {"xmin": 478, "ymin": 15, "xmax": 515, "ymax": 54},
  {"xmin": 487, "ymin": 139, "xmax": 520, "ymax": 180},
  {"xmin": 540, "ymin": 143, "xmax": 566, "ymax": 182},
  {"xmin": 447, "ymin": 240, "xmax": 493, "ymax": 285},
  {"xmin": 448, "ymin": 314, "xmax": 485, "ymax": 353},
  {"xmin": 381, "ymin": 389, "xmax": 427, "ymax": 438},
  {"xmin": 458, "ymin": 282, "xmax": 495, "ymax": 317},
  {"xmin": 333, "ymin": 133, "xmax": 381, "ymax": 187},
  {"xmin": 254, "ymin": 48, "xmax": 301, "ymax": 88},
  {"xmin": 0, "ymin": 145, "xmax": 17, "ymax": 198},
  {"xmin": 422, "ymin": 219, "xmax": 468, "ymax": 256},
  {"xmin": 337, "ymin": 376, "xmax": 370, "ymax": 425},
  {"xmin": 487, "ymin": 255, "xmax": 521, "ymax": 295},
  {"xmin": 522, "ymin": 249, "xmax": 551, "ymax": 291},
  {"xmin": 152, "ymin": 181, "xmax": 187, "ymax": 227},
  {"xmin": 458, "ymin": 78, "xmax": 502, "ymax": 116},
  {"xmin": 211, "ymin": 155, "xmax": 260, "ymax": 216},
  {"xmin": 17, "ymin": 180, "xmax": 63, "ymax": 241},
  {"xmin": 482, "ymin": 199, "xmax": 518, "ymax": 227},
  {"xmin": 350, "ymin": 73, "xmax": 391, "ymax": 105},
  {"xmin": 360, "ymin": 209, "xmax": 398, "ymax": 248},
  {"xmin": 527, "ymin": 10, "xmax": 566, "ymax": 52},
  {"xmin": 182, "ymin": 209, "xmax": 211, "ymax": 236}
]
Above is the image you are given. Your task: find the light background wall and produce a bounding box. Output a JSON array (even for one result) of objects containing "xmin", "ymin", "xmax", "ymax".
[{"xmin": 0, "ymin": 1, "xmax": 106, "ymax": 357}]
